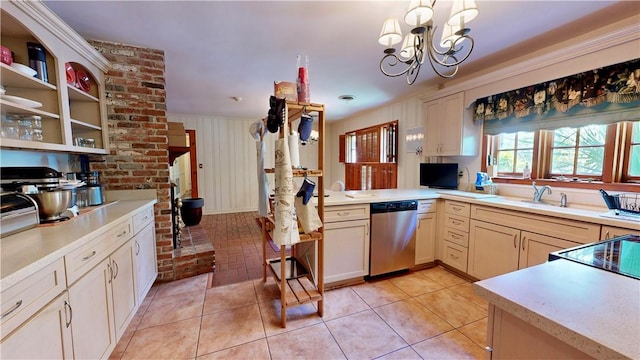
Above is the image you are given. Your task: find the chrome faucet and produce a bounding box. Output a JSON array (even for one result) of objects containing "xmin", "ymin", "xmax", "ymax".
[{"xmin": 532, "ymin": 182, "xmax": 552, "ymax": 202}]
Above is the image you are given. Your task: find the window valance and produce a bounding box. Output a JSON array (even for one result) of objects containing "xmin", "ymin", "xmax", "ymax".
[{"xmin": 475, "ymin": 58, "xmax": 640, "ymax": 134}]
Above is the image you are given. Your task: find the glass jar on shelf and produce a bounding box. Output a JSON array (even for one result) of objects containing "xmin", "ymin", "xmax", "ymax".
[
  {"xmin": 1, "ymin": 116, "xmax": 19, "ymax": 139},
  {"xmin": 18, "ymin": 118, "xmax": 33, "ymax": 141},
  {"xmin": 32, "ymin": 129, "xmax": 43, "ymax": 142}
]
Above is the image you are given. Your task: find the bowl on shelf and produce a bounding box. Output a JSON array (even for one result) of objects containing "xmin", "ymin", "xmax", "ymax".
[
  {"xmin": 75, "ymin": 69, "xmax": 90, "ymax": 92},
  {"xmin": 65, "ymin": 62, "xmax": 76, "ymax": 85},
  {"xmin": 10, "ymin": 63, "xmax": 37, "ymax": 77}
]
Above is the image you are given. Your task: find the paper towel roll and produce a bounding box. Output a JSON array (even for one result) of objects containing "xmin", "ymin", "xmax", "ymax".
[{"xmin": 289, "ymin": 133, "xmax": 300, "ymax": 168}]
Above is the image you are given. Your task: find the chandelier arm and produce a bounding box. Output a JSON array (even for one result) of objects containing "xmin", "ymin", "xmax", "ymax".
[
  {"xmin": 380, "ymin": 52, "xmax": 414, "ymax": 78},
  {"xmin": 425, "ymin": 26, "xmax": 474, "ymax": 67}
]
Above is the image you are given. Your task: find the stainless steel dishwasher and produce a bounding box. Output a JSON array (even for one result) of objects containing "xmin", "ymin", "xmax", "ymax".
[{"xmin": 369, "ymin": 200, "xmax": 417, "ymax": 276}]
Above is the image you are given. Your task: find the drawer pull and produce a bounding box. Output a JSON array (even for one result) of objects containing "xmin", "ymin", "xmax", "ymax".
[
  {"xmin": 522, "ymin": 236, "xmax": 526, "ymax": 250},
  {"xmin": 451, "ymin": 233, "xmax": 461, "ymax": 239},
  {"xmin": 513, "ymin": 234, "xmax": 517, "ymax": 248},
  {"xmin": 1, "ymin": 300, "xmax": 23, "ymax": 319},
  {"xmin": 64, "ymin": 300, "xmax": 73, "ymax": 328},
  {"xmin": 116, "ymin": 230, "xmax": 128, "ymax": 238},
  {"xmin": 451, "ymin": 220, "xmax": 461, "ymax": 225},
  {"xmin": 452, "ymin": 206, "xmax": 462, "ymax": 211},
  {"xmin": 450, "ymin": 253, "xmax": 459, "ymax": 260},
  {"xmin": 82, "ymin": 251, "xmax": 97, "ymax": 261},
  {"xmin": 337, "ymin": 212, "xmax": 350, "ymax": 216},
  {"xmin": 107, "ymin": 263, "xmax": 113, "ymax": 284},
  {"xmin": 135, "ymin": 240, "xmax": 141, "ymax": 255}
]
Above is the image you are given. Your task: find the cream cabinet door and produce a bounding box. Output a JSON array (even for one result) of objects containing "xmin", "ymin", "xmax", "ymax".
[
  {"xmin": 68, "ymin": 258, "xmax": 115, "ymax": 360},
  {"xmin": 468, "ymin": 220, "xmax": 520, "ymax": 280},
  {"xmin": 1, "ymin": 293, "xmax": 73, "ymax": 359},
  {"xmin": 600, "ymin": 225, "xmax": 640, "ymax": 240},
  {"xmin": 324, "ymin": 219, "xmax": 370, "ymax": 284},
  {"xmin": 111, "ymin": 241, "xmax": 137, "ymax": 340},
  {"xmin": 519, "ymin": 231, "xmax": 581, "ymax": 269},
  {"xmin": 423, "ymin": 99, "xmax": 442, "ymax": 155},
  {"xmin": 439, "ymin": 93, "xmax": 465, "ymax": 156},
  {"xmin": 415, "ymin": 213, "xmax": 436, "ymax": 265},
  {"xmin": 134, "ymin": 223, "xmax": 158, "ymax": 303}
]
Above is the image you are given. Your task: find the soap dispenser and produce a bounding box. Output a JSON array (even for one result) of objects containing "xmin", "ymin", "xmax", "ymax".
[{"xmin": 522, "ymin": 163, "xmax": 531, "ymax": 179}]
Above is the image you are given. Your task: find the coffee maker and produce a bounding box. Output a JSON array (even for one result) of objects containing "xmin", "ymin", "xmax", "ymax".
[{"xmin": 75, "ymin": 155, "xmax": 104, "ymax": 206}]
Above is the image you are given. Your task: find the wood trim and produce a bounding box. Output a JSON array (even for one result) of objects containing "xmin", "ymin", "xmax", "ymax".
[
  {"xmin": 186, "ymin": 129, "xmax": 198, "ymax": 198},
  {"xmin": 338, "ymin": 134, "xmax": 345, "ymax": 163}
]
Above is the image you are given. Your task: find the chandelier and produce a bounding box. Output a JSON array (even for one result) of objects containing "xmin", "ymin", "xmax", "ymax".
[{"xmin": 378, "ymin": 0, "xmax": 478, "ymax": 84}]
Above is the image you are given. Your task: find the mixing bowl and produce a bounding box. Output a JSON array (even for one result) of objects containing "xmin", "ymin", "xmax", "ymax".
[{"xmin": 26, "ymin": 189, "xmax": 75, "ymax": 221}]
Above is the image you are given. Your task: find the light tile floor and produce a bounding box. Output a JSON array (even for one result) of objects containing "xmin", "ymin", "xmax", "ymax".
[{"xmin": 110, "ymin": 266, "xmax": 488, "ymax": 360}]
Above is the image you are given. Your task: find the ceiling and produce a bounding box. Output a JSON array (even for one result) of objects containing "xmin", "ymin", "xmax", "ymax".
[{"xmin": 42, "ymin": 1, "xmax": 636, "ymax": 122}]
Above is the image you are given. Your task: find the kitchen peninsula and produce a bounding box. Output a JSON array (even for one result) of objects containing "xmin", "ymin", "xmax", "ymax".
[{"xmin": 473, "ymin": 258, "xmax": 639, "ymax": 359}]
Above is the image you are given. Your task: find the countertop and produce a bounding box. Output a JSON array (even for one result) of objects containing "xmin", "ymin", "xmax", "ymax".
[
  {"xmin": 0, "ymin": 199, "xmax": 156, "ymax": 290},
  {"xmin": 473, "ymin": 259, "xmax": 640, "ymax": 359},
  {"xmin": 322, "ymin": 189, "xmax": 639, "ymax": 229}
]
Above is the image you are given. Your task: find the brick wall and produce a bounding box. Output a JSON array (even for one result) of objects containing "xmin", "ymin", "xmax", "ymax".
[{"xmin": 89, "ymin": 40, "xmax": 175, "ymax": 282}]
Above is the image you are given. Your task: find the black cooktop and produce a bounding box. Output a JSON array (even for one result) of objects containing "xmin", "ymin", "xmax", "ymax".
[{"xmin": 549, "ymin": 234, "xmax": 640, "ymax": 280}]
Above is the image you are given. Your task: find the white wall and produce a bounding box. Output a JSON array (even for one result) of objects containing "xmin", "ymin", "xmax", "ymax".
[{"xmin": 168, "ymin": 114, "xmax": 322, "ymax": 215}]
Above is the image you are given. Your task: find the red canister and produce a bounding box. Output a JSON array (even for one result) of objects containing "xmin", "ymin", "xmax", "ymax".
[{"xmin": 0, "ymin": 46, "xmax": 13, "ymax": 65}]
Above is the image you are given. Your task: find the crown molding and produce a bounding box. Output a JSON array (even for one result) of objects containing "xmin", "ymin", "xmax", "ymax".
[{"xmin": 12, "ymin": 0, "xmax": 111, "ymax": 72}]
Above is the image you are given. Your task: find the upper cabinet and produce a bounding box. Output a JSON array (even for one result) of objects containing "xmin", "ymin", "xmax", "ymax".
[
  {"xmin": 1, "ymin": 1, "xmax": 110, "ymax": 154},
  {"xmin": 423, "ymin": 92, "xmax": 480, "ymax": 156}
]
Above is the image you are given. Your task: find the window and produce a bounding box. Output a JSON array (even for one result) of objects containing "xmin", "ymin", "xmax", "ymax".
[
  {"xmin": 627, "ymin": 121, "xmax": 640, "ymax": 179},
  {"xmin": 550, "ymin": 125, "xmax": 606, "ymax": 178},
  {"xmin": 486, "ymin": 120, "xmax": 639, "ymax": 188},
  {"xmin": 342, "ymin": 121, "xmax": 398, "ymax": 190},
  {"xmin": 496, "ymin": 131, "xmax": 534, "ymax": 175}
]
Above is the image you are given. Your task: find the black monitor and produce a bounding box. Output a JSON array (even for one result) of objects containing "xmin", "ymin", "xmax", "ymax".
[{"xmin": 420, "ymin": 163, "xmax": 459, "ymax": 189}]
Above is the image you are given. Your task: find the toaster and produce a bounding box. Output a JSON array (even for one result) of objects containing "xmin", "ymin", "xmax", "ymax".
[{"xmin": 1, "ymin": 192, "xmax": 39, "ymax": 237}]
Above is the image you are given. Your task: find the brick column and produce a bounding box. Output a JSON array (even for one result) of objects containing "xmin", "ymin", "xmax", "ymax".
[{"xmin": 89, "ymin": 40, "xmax": 175, "ymax": 282}]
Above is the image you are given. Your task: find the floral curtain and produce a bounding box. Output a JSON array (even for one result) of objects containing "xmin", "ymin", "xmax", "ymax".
[{"xmin": 474, "ymin": 58, "xmax": 640, "ymax": 124}]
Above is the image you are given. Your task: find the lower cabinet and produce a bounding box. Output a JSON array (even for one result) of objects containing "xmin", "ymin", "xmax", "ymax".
[
  {"xmin": 68, "ymin": 257, "xmax": 115, "ymax": 360},
  {"xmin": 469, "ymin": 221, "xmax": 583, "ymax": 279},
  {"xmin": 600, "ymin": 225, "xmax": 640, "ymax": 240},
  {"xmin": 134, "ymin": 222, "xmax": 158, "ymax": 303},
  {"xmin": 519, "ymin": 231, "xmax": 580, "ymax": 269},
  {"xmin": 111, "ymin": 240, "xmax": 137, "ymax": 339},
  {"xmin": 415, "ymin": 200, "xmax": 436, "ymax": 266},
  {"xmin": 468, "ymin": 220, "xmax": 520, "ymax": 280},
  {"xmin": 68, "ymin": 240, "xmax": 136, "ymax": 359},
  {"xmin": 324, "ymin": 219, "xmax": 370, "ymax": 284},
  {"xmin": 415, "ymin": 212, "xmax": 436, "ymax": 265},
  {"xmin": 0, "ymin": 293, "xmax": 73, "ymax": 359}
]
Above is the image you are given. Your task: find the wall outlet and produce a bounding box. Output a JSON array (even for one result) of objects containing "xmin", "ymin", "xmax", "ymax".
[{"xmin": 458, "ymin": 170, "xmax": 465, "ymax": 177}]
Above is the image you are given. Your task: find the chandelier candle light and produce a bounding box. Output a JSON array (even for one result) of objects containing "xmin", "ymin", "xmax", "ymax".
[{"xmin": 379, "ymin": 0, "xmax": 478, "ymax": 84}]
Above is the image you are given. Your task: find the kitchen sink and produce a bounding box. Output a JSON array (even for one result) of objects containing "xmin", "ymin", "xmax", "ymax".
[{"xmin": 520, "ymin": 199, "xmax": 562, "ymax": 207}]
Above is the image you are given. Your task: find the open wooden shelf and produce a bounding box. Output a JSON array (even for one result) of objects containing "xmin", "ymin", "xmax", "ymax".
[{"xmin": 261, "ymin": 100, "xmax": 325, "ymax": 328}]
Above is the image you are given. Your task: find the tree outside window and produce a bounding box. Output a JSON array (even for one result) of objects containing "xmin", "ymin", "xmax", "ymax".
[{"xmin": 550, "ymin": 125, "xmax": 606, "ymax": 178}]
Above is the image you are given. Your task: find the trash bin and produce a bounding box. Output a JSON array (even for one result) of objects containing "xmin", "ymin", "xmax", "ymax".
[{"xmin": 181, "ymin": 197, "xmax": 204, "ymax": 226}]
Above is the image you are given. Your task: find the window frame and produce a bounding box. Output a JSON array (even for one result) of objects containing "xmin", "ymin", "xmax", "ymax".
[{"xmin": 483, "ymin": 121, "xmax": 639, "ymax": 192}]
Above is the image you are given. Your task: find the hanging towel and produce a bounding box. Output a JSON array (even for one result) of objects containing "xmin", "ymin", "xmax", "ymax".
[
  {"xmin": 256, "ymin": 140, "xmax": 269, "ymax": 216},
  {"xmin": 273, "ymin": 136, "xmax": 300, "ymax": 246},
  {"xmin": 294, "ymin": 196, "xmax": 322, "ymax": 233}
]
